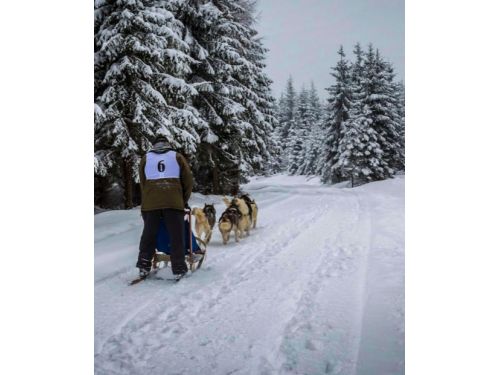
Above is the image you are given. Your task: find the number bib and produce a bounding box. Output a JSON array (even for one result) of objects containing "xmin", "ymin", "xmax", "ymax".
[{"xmin": 144, "ymin": 151, "xmax": 180, "ymax": 180}]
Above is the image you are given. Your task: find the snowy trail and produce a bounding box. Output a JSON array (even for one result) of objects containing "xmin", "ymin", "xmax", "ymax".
[{"xmin": 94, "ymin": 175, "xmax": 404, "ymax": 375}]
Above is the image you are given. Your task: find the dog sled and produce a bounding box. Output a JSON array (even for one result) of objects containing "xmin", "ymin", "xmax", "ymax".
[{"xmin": 129, "ymin": 209, "xmax": 207, "ymax": 285}]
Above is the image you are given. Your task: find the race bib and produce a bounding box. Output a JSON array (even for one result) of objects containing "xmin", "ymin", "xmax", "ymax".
[{"xmin": 144, "ymin": 151, "xmax": 180, "ymax": 180}]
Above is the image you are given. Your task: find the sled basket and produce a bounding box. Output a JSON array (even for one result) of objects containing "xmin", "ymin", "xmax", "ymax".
[{"xmin": 153, "ymin": 216, "xmax": 207, "ymax": 272}]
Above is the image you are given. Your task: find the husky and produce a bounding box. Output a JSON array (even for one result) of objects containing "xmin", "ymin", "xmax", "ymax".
[
  {"xmin": 203, "ymin": 203, "xmax": 216, "ymax": 230},
  {"xmin": 218, "ymin": 207, "xmax": 240, "ymax": 244},
  {"xmin": 239, "ymin": 193, "xmax": 258, "ymax": 229},
  {"xmin": 222, "ymin": 196, "xmax": 252, "ymax": 237},
  {"xmin": 192, "ymin": 207, "xmax": 213, "ymax": 244}
]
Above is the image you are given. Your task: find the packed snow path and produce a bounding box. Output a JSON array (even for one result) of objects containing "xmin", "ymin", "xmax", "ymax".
[{"xmin": 95, "ymin": 175, "xmax": 404, "ymax": 375}]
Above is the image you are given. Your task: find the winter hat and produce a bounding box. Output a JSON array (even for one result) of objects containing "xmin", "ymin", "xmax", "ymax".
[{"xmin": 153, "ymin": 135, "xmax": 168, "ymax": 145}]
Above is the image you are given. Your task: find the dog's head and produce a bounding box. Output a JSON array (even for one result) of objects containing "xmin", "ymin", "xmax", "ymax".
[
  {"xmin": 239, "ymin": 193, "xmax": 254, "ymax": 205},
  {"xmin": 203, "ymin": 203, "xmax": 216, "ymax": 216},
  {"xmin": 230, "ymin": 198, "xmax": 242, "ymax": 209}
]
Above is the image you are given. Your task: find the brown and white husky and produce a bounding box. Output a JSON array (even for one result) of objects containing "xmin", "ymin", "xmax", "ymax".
[
  {"xmin": 203, "ymin": 204, "xmax": 216, "ymax": 230},
  {"xmin": 222, "ymin": 196, "xmax": 252, "ymax": 237},
  {"xmin": 218, "ymin": 207, "xmax": 240, "ymax": 244},
  {"xmin": 239, "ymin": 193, "xmax": 258, "ymax": 229},
  {"xmin": 192, "ymin": 207, "xmax": 213, "ymax": 244}
]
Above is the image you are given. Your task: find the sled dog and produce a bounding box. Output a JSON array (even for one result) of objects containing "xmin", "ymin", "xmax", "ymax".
[
  {"xmin": 218, "ymin": 207, "xmax": 240, "ymax": 244},
  {"xmin": 203, "ymin": 203, "xmax": 216, "ymax": 230},
  {"xmin": 222, "ymin": 196, "xmax": 252, "ymax": 237},
  {"xmin": 239, "ymin": 193, "xmax": 258, "ymax": 229},
  {"xmin": 192, "ymin": 207, "xmax": 213, "ymax": 245}
]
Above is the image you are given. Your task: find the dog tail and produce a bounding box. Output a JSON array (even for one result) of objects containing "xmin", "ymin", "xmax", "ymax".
[
  {"xmin": 192, "ymin": 208, "xmax": 205, "ymax": 220},
  {"xmin": 222, "ymin": 196, "xmax": 231, "ymax": 207}
]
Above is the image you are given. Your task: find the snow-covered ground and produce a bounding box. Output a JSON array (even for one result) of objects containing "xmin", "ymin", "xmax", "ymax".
[{"xmin": 94, "ymin": 175, "xmax": 404, "ymax": 375}]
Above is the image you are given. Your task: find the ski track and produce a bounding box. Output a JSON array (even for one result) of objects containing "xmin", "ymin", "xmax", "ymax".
[{"xmin": 94, "ymin": 175, "xmax": 404, "ymax": 375}]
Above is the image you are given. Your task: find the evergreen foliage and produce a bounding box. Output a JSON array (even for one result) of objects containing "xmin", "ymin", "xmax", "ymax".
[
  {"xmin": 297, "ymin": 83, "xmax": 324, "ymax": 175},
  {"xmin": 94, "ymin": 0, "xmax": 206, "ymax": 206},
  {"xmin": 288, "ymin": 87, "xmax": 310, "ymax": 174},
  {"xmin": 276, "ymin": 43, "xmax": 404, "ymax": 187},
  {"xmin": 337, "ymin": 44, "xmax": 404, "ymax": 185},
  {"xmin": 321, "ymin": 46, "xmax": 352, "ymax": 183},
  {"xmin": 94, "ymin": 0, "xmax": 277, "ymax": 206},
  {"xmin": 94, "ymin": 0, "xmax": 405, "ymax": 208}
]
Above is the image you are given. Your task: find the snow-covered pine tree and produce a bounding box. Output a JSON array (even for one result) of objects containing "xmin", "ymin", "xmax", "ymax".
[
  {"xmin": 389, "ymin": 77, "xmax": 405, "ymax": 172},
  {"xmin": 94, "ymin": 0, "xmax": 203, "ymax": 207},
  {"xmin": 234, "ymin": 26, "xmax": 277, "ymax": 178},
  {"xmin": 270, "ymin": 93, "xmax": 287, "ymax": 172},
  {"xmin": 281, "ymin": 76, "xmax": 298, "ymax": 140},
  {"xmin": 279, "ymin": 76, "xmax": 298, "ymax": 167},
  {"xmin": 321, "ymin": 45, "xmax": 352, "ymax": 183},
  {"xmin": 368, "ymin": 48, "xmax": 404, "ymax": 176},
  {"xmin": 288, "ymin": 87, "xmax": 311, "ymax": 175},
  {"xmin": 338, "ymin": 44, "xmax": 393, "ymax": 185},
  {"xmin": 395, "ymin": 80, "xmax": 405, "ymax": 169},
  {"xmin": 94, "ymin": 0, "xmax": 115, "ymax": 195},
  {"xmin": 178, "ymin": 0, "xmax": 276, "ymax": 194},
  {"xmin": 298, "ymin": 82, "xmax": 324, "ymax": 175},
  {"xmin": 337, "ymin": 106, "xmax": 383, "ymax": 186}
]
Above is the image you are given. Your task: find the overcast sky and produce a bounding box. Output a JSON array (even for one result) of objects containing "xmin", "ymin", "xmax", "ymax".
[{"xmin": 255, "ymin": 0, "xmax": 405, "ymax": 100}]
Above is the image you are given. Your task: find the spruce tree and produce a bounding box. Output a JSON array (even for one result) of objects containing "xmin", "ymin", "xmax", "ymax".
[
  {"xmin": 368, "ymin": 48, "xmax": 404, "ymax": 177},
  {"xmin": 321, "ymin": 46, "xmax": 352, "ymax": 183},
  {"xmin": 177, "ymin": 0, "xmax": 276, "ymax": 194},
  {"xmin": 395, "ymin": 80, "xmax": 405, "ymax": 170},
  {"xmin": 288, "ymin": 87, "xmax": 311, "ymax": 175},
  {"xmin": 280, "ymin": 76, "xmax": 298, "ymax": 163},
  {"xmin": 94, "ymin": 0, "xmax": 203, "ymax": 207},
  {"xmin": 315, "ymin": 43, "xmax": 405, "ymax": 187},
  {"xmin": 271, "ymin": 93, "xmax": 287, "ymax": 172},
  {"xmin": 338, "ymin": 44, "xmax": 393, "ymax": 184},
  {"xmin": 298, "ymin": 82, "xmax": 324, "ymax": 175}
]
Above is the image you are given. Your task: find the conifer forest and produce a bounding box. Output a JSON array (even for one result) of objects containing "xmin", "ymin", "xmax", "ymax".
[{"xmin": 94, "ymin": 0, "xmax": 405, "ymax": 209}]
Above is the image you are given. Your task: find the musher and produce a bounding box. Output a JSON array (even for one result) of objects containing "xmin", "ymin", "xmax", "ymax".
[{"xmin": 136, "ymin": 135, "xmax": 193, "ymax": 278}]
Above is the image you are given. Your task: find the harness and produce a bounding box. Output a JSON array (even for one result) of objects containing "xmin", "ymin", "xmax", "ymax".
[
  {"xmin": 229, "ymin": 200, "xmax": 248, "ymax": 220},
  {"xmin": 218, "ymin": 207, "xmax": 240, "ymax": 231},
  {"xmin": 239, "ymin": 194, "xmax": 254, "ymax": 217}
]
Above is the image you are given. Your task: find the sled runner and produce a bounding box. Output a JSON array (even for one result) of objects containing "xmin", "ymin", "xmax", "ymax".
[{"xmin": 129, "ymin": 209, "xmax": 207, "ymax": 285}]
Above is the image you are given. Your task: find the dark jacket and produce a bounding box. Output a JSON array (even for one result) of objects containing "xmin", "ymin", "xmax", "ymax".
[{"xmin": 139, "ymin": 151, "xmax": 193, "ymax": 211}]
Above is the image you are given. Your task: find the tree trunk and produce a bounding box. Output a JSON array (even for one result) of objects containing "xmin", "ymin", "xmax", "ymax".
[
  {"xmin": 231, "ymin": 169, "xmax": 240, "ymax": 196},
  {"xmin": 94, "ymin": 175, "xmax": 104, "ymax": 207},
  {"xmin": 123, "ymin": 158, "xmax": 133, "ymax": 209},
  {"xmin": 212, "ymin": 166, "xmax": 220, "ymax": 195}
]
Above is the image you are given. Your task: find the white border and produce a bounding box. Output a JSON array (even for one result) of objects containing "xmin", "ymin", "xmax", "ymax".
[
  {"xmin": 407, "ymin": 0, "xmax": 500, "ymax": 373},
  {"xmin": 1, "ymin": 1, "xmax": 93, "ymax": 374}
]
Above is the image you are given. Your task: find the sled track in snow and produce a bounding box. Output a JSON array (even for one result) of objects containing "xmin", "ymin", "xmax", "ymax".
[
  {"xmin": 95, "ymin": 192, "xmax": 372, "ymax": 375},
  {"xmin": 94, "ymin": 192, "xmax": 293, "ymax": 288},
  {"xmin": 95, "ymin": 176, "xmax": 405, "ymax": 375},
  {"xmin": 94, "ymin": 193, "xmax": 299, "ymax": 357},
  {"xmin": 95, "ymin": 194, "xmax": 336, "ymax": 374},
  {"xmin": 275, "ymin": 193, "xmax": 363, "ymax": 374}
]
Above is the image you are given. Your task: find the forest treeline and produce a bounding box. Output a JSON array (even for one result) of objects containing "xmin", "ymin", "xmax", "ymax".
[
  {"xmin": 275, "ymin": 44, "xmax": 405, "ymax": 186},
  {"xmin": 94, "ymin": 0, "xmax": 404, "ymax": 209}
]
